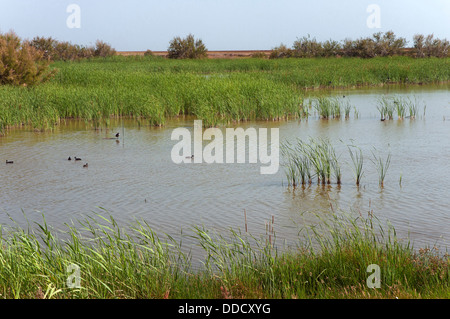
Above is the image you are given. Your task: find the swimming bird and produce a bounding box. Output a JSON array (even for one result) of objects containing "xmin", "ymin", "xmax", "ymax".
[
  {"xmin": 186, "ymin": 155, "xmax": 194, "ymax": 159},
  {"xmin": 68, "ymin": 156, "xmax": 72, "ymax": 161},
  {"xmin": 83, "ymin": 163, "xmax": 88, "ymax": 168},
  {"xmin": 6, "ymin": 160, "xmax": 13, "ymax": 164},
  {"xmin": 74, "ymin": 157, "xmax": 82, "ymax": 161},
  {"xmin": 115, "ymin": 132, "xmax": 120, "ymax": 138}
]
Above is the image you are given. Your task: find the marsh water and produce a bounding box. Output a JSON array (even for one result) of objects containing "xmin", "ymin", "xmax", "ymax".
[{"xmin": 1, "ymin": 83, "xmax": 449, "ymax": 254}]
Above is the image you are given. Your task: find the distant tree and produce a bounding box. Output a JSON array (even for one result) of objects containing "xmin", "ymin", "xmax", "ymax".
[{"xmin": 167, "ymin": 34, "xmax": 208, "ymax": 59}]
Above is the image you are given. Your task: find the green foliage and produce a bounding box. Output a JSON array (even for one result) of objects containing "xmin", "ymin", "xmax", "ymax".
[{"xmin": 0, "ymin": 56, "xmax": 448, "ymax": 132}]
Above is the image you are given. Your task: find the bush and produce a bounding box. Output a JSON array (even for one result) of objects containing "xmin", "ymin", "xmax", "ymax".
[
  {"xmin": 342, "ymin": 31, "xmax": 406, "ymax": 58},
  {"xmin": 292, "ymin": 35, "xmax": 323, "ymax": 58},
  {"xmin": 250, "ymin": 51, "xmax": 267, "ymax": 59},
  {"xmin": 269, "ymin": 44, "xmax": 293, "ymax": 59},
  {"xmin": 144, "ymin": 49, "xmax": 154, "ymax": 57},
  {"xmin": 94, "ymin": 40, "xmax": 116, "ymax": 58},
  {"xmin": 29, "ymin": 36, "xmax": 115, "ymax": 61},
  {"xmin": 413, "ymin": 34, "xmax": 449, "ymax": 58},
  {"xmin": 167, "ymin": 34, "xmax": 208, "ymax": 59},
  {"xmin": 272, "ymin": 31, "xmax": 409, "ymax": 59},
  {"xmin": 0, "ymin": 31, "xmax": 56, "ymax": 86}
]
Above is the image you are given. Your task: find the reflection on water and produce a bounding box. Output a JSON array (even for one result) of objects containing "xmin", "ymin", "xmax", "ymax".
[{"xmin": 0, "ymin": 83, "xmax": 449, "ymax": 252}]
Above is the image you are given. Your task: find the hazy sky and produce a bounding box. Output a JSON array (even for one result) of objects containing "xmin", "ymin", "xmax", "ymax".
[{"xmin": 1, "ymin": 0, "xmax": 449, "ymax": 51}]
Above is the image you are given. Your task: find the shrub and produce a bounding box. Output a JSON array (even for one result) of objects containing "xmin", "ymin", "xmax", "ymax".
[
  {"xmin": 292, "ymin": 35, "xmax": 323, "ymax": 58},
  {"xmin": 29, "ymin": 36, "xmax": 58, "ymax": 60},
  {"xmin": 269, "ymin": 43, "xmax": 293, "ymax": 59},
  {"xmin": 413, "ymin": 34, "xmax": 449, "ymax": 58},
  {"xmin": 342, "ymin": 31, "xmax": 406, "ymax": 58},
  {"xmin": 322, "ymin": 39, "xmax": 342, "ymax": 57},
  {"xmin": 250, "ymin": 51, "xmax": 267, "ymax": 59},
  {"xmin": 94, "ymin": 40, "xmax": 116, "ymax": 58},
  {"xmin": 167, "ymin": 34, "xmax": 208, "ymax": 59},
  {"xmin": 144, "ymin": 49, "xmax": 154, "ymax": 57},
  {"xmin": 0, "ymin": 31, "xmax": 56, "ymax": 86},
  {"xmin": 29, "ymin": 36, "xmax": 115, "ymax": 61}
]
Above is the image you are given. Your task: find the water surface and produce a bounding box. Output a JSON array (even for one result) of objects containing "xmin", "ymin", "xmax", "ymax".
[{"xmin": 1, "ymin": 83, "xmax": 449, "ymax": 253}]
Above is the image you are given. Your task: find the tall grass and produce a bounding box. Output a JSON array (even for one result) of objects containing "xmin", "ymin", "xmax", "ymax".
[
  {"xmin": 371, "ymin": 148, "xmax": 392, "ymax": 187},
  {"xmin": 312, "ymin": 97, "xmax": 349, "ymax": 119},
  {"xmin": 376, "ymin": 95, "xmax": 426, "ymax": 120},
  {"xmin": 348, "ymin": 145, "xmax": 364, "ymax": 186},
  {"xmin": 281, "ymin": 137, "xmax": 341, "ymax": 186},
  {"xmin": 0, "ymin": 211, "xmax": 447, "ymax": 299},
  {"xmin": 0, "ymin": 56, "xmax": 448, "ymax": 133}
]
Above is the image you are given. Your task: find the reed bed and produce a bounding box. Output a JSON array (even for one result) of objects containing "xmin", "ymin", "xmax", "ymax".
[
  {"xmin": 376, "ymin": 95, "xmax": 426, "ymax": 120},
  {"xmin": 281, "ymin": 137, "xmax": 341, "ymax": 186},
  {"xmin": 0, "ymin": 211, "xmax": 447, "ymax": 299},
  {"xmin": 281, "ymin": 139, "xmax": 396, "ymax": 188},
  {"xmin": 0, "ymin": 56, "xmax": 448, "ymax": 134},
  {"xmin": 371, "ymin": 148, "xmax": 392, "ymax": 187}
]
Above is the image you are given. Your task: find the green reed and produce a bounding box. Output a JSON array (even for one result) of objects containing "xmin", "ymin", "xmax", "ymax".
[
  {"xmin": 0, "ymin": 56, "xmax": 448, "ymax": 132},
  {"xmin": 371, "ymin": 148, "xmax": 392, "ymax": 187},
  {"xmin": 0, "ymin": 211, "xmax": 447, "ymax": 299},
  {"xmin": 348, "ymin": 145, "xmax": 364, "ymax": 186},
  {"xmin": 377, "ymin": 96, "xmax": 395, "ymax": 120},
  {"xmin": 281, "ymin": 137, "xmax": 341, "ymax": 186}
]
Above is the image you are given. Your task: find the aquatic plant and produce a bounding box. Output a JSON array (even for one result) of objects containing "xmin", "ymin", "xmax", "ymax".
[
  {"xmin": 0, "ymin": 56, "xmax": 448, "ymax": 132},
  {"xmin": 348, "ymin": 145, "xmax": 364, "ymax": 186},
  {"xmin": 343, "ymin": 100, "xmax": 352, "ymax": 119},
  {"xmin": 281, "ymin": 137, "xmax": 342, "ymax": 186},
  {"xmin": 371, "ymin": 148, "xmax": 392, "ymax": 187},
  {"xmin": 377, "ymin": 96, "xmax": 395, "ymax": 120}
]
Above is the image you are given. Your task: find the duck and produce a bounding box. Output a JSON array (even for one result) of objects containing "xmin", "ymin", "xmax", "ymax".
[
  {"xmin": 83, "ymin": 163, "xmax": 88, "ymax": 168},
  {"xmin": 6, "ymin": 160, "xmax": 13, "ymax": 164},
  {"xmin": 115, "ymin": 132, "xmax": 120, "ymax": 138},
  {"xmin": 68, "ymin": 156, "xmax": 72, "ymax": 161},
  {"xmin": 74, "ymin": 157, "xmax": 82, "ymax": 161}
]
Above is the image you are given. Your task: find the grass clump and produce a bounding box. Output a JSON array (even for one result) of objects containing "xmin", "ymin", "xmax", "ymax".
[
  {"xmin": 0, "ymin": 211, "xmax": 447, "ymax": 299},
  {"xmin": 281, "ymin": 137, "xmax": 341, "ymax": 186}
]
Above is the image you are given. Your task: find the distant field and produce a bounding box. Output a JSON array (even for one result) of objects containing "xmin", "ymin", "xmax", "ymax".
[
  {"xmin": 117, "ymin": 49, "xmax": 417, "ymax": 59},
  {"xmin": 117, "ymin": 50, "xmax": 272, "ymax": 58}
]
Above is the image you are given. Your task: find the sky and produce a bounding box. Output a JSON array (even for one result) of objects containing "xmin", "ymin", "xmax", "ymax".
[{"xmin": 0, "ymin": 0, "xmax": 449, "ymax": 51}]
